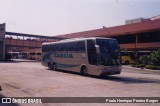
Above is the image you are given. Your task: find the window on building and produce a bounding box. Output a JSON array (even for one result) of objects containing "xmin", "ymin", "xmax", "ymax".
[
  {"xmin": 112, "ymin": 34, "xmax": 136, "ymax": 44},
  {"xmin": 138, "ymin": 31, "xmax": 160, "ymax": 43}
]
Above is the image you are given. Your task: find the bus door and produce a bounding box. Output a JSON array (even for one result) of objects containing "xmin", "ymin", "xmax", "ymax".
[{"xmin": 87, "ymin": 40, "xmax": 98, "ymax": 75}]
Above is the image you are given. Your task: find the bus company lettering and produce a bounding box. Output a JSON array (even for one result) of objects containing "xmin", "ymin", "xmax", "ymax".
[{"xmin": 54, "ymin": 53, "xmax": 73, "ymax": 58}]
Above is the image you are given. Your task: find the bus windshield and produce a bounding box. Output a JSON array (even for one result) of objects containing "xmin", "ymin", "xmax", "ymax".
[{"xmin": 96, "ymin": 39, "xmax": 121, "ymax": 66}]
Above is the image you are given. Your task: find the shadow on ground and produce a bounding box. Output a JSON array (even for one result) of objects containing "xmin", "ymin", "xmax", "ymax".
[
  {"xmin": 0, "ymin": 94, "xmax": 20, "ymax": 106},
  {"xmin": 98, "ymin": 75, "xmax": 160, "ymax": 84}
]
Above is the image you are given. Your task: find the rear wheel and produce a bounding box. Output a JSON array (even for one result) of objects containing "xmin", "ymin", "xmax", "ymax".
[{"xmin": 48, "ymin": 63, "xmax": 53, "ymax": 70}]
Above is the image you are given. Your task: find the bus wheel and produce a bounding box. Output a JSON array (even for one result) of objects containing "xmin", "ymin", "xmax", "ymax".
[
  {"xmin": 81, "ymin": 66, "xmax": 88, "ymax": 76},
  {"xmin": 53, "ymin": 63, "xmax": 57, "ymax": 71},
  {"xmin": 125, "ymin": 61, "xmax": 129, "ymax": 65},
  {"xmin": 48, "ymin": 63, "xmax": 53, "ymax": 70}
]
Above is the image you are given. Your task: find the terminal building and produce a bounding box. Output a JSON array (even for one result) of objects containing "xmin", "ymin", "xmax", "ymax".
[
  {"xmin": 0, "ymin": 23, "xmax": 64, "ymax": 61},
  {"xmin": 56, "ymin": 17, "xmax": 160, "ymax": 54},
  {"xmin": 1, "ymin": 16, "xmax": 160, "ymax": 60}
]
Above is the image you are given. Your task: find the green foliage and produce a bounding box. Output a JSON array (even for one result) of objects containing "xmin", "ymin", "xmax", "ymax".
[
  {"xmin": 139, "ymin": 50, "xmax": 160, "ymax": 66},
  {"xmin": 131, "ymin": 63, "xmax": 137, "ymax": 67},
  {"xmin": 139, "ymin": 55, "xmax": 150, "ymax": 65},
  {"xmin": 150, "ymin": 50, "xmax": 160, "ymax": 66},
  {"xmin": 138, "ymin": 64, "xmax": 145, "ymax": 68},
  {"xmin": 132, "ymin": 50, "xmax": 160, "ymax": 70},
  {"xmin": 131, "ymin": 64, "xmax": 145, "ymax": 68},
  {"xmin": 145, "ymin": 65, "xmax": 156, "ymax": 70},
  {"xmin": 156, "ymin": 66, "xmax": 160, "ymax": 70}
]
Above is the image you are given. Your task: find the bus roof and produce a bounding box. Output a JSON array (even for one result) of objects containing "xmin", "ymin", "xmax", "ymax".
[{"xmin": 42, "ymin": 37, "xmax": 116, "ymax": 45}]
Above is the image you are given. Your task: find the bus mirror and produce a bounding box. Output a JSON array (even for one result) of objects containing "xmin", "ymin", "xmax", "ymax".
[{"xmin": 95, "ymin": 45, "xmax": 100, "ymax": 54}]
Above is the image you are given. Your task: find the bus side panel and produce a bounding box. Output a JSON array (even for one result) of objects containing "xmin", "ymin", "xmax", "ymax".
[
  {"xmin": 52, "ymin": 52, "xmax": 87, "ymax": 73},
  {"xmin": 86, "ymin": 64, "xmax": 100, "ymax": 75}
]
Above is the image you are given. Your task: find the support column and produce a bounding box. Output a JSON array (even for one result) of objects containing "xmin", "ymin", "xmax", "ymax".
[
  {"xmin": 135, "ymin": 34, "xmax": 138, "ymax": 63},
  {"xmin": 0, "ymin": 23, "xmax": 5, "ymax": 60}
]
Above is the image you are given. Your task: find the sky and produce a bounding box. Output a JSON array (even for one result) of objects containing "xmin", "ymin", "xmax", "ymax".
[{"xmin": 0, "ymin": 0, "xmax": 160, "ymax": 36}]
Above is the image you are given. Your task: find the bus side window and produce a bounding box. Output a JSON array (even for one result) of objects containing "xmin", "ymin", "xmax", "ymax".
[
  {"xmin": 52, "ymin": 44, "xmax": 56, "ymax": 52},
  {"xmin": 77, "ymin": 41, "xmax": 85, "ymax": 52},
  {"xmin": 59, "ymin": 44, "xmax": 64, "ymax": 51},
  {"xmin": 70, "ymin": 42, "xmax": 77, "ymax": 51},
  {"xmin": 87, "ymin": 40, "xmax": 97, "ymax": 65}
]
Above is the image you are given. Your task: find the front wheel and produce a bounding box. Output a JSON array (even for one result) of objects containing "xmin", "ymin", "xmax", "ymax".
[{"xmin": 81, "ymin": 67, "xmax": 88, "ymax": 76}]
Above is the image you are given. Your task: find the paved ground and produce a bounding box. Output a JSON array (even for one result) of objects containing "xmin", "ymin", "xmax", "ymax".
[{"xmin": 0, "ymin": 60, "xmax": 160, "ymax": 106}]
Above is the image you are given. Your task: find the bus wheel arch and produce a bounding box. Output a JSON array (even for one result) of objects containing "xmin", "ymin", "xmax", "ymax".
[
  {"xmin": 125, "ymin": 61, "xmax": 129, "ymax": 65},
  {"xmin": 80, "ymin": 65, "xmax": 88, "ymax": 76}
]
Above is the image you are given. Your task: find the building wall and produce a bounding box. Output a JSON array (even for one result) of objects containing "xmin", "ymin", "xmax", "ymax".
[
  {"xmin": 5, "ymin": 39, "xmax": 43, "ymax": 48},
  {"xmin": 0, "ymin": 23, "xmax": 5, "ymax": 60},
  {"xmin": 56, "ymin": 19, "xmax": 160, "ymax": 51}
]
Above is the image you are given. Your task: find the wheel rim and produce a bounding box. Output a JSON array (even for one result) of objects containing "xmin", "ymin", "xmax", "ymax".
[
  {"xmin": 53, "ymin": 64, "xmax": 56, "ymax": 71},
  {"xmin": 82, "ymin": 67, "xmax": 88, "ymax": 75},
  {"xmin": 84, "ymin": 68, "xmax": 87, "ymax": 74}
]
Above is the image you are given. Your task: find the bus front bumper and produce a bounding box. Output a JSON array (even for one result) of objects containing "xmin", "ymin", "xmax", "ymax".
[{"xmin": 100, "ymin": 66, "xmax": 121, "ymax": 76}]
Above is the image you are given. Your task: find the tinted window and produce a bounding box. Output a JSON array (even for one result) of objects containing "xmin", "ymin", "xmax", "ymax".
[
  {"xmin": 52, "ymin": 44, "xmax": 56, "ymax": 51},
  {"xmin": 77, "ymin": 41, "xmax": 85, "ymax": 52},
  {"xmin": 121, "ymin": 52, "xmax": 129, "ymax": 56},
  {"xmin": 96, "ymin": 39, "xmax": 110, "ymax": 53},
  {"xmin": 37, "ymin": 53, "xmax": 41, "ymax": 55},
  {"xmin": 96, "ymin": 39, "xmax": 121, "ymax": 66},
  {"xmin": 109, "ymin": 40, "xmax": 120, "ymax": 52},
  {"xmin": 70, "ymin": 42, "xmax": 77, "ymax": 51},
  {"xmin": 30, "ymin": 53, "xmax": 36, "ymax": 55},
  {"xmin": 65, "ymin": 42, "xmax": 76, "ymax": 51},
  {"xmin": 59, "ymin": 44, "xmax": 64, "ymax": 51}
]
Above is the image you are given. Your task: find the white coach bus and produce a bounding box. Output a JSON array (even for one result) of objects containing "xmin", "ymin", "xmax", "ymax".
[{"xmin": 41, "ymin": 37, "xmax": 121, "ymax": 76}]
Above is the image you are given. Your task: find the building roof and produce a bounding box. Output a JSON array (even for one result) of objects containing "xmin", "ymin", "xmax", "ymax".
[
  {"xmin": 6, "ymin": 32, "xmax": 65, "ymax": 40},
  {"xmin": 56, "ymin": 19, "xmax": 160, "ymax": 38}
]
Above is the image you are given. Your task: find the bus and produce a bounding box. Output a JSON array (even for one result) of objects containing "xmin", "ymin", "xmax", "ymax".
[
  {"xmin": 41, "ymin": 37, "xmax": 121, "ymax": 76},
  {"xmin": 8, "ymin": 52, "xmax": 29, "ymax": 59},
  {"xmin": 19, "ymin": 52, "xmax": 29, "ymax": 59},
  {"xmin": 121, "ymin": 51, "xmax": 135, "ymax": 64},
  {"xmin": 29, "ymin": 52, "xmax": 41, "ymax": 60},
  {"xmin": 8, "ymin": 52, "xmax": 19, "ymax": 59}
]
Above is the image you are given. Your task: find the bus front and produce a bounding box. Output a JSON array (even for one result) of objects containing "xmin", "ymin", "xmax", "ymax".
[{"xmin": 96, "ymin": 38, "xmax": 121, "ymax": 75}]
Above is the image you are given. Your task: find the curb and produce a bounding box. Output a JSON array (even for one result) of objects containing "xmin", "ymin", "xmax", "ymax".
[{"xmin": 122, "ymin": 66, "xmax": 160, "ymax": 75}]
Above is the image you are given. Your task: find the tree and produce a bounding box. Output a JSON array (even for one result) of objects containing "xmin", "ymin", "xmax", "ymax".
[
  {"xmin": 150, "ymin": 50, "xmax": 160, "ymax": 66},
  {"xmin": 139, "ymin": 54, "xmax": 150, "ymax": 65}
]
